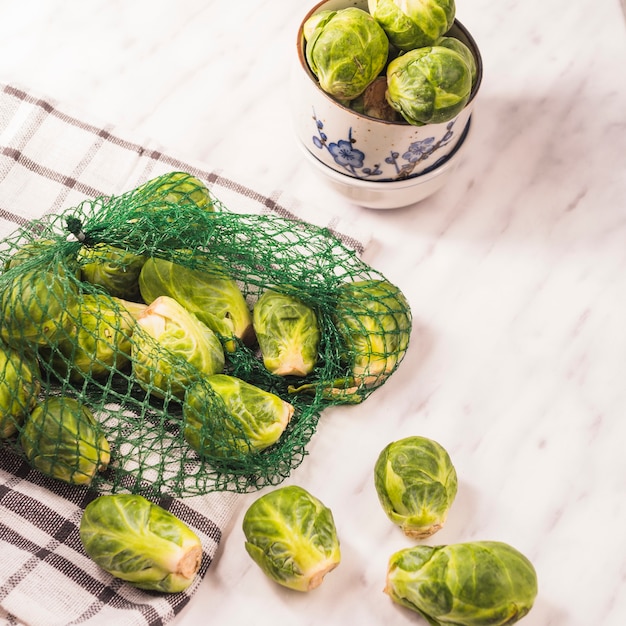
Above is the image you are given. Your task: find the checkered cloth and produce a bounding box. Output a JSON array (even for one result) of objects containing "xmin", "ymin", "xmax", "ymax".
[{"xmin": 0, "ymin": 82, "xmax": 368, "ymax": 626}]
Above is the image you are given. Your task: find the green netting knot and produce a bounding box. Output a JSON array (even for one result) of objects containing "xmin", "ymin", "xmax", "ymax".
[{"xmin": 66, "ymin": 216, "xmax": 86, "ymax": 242}]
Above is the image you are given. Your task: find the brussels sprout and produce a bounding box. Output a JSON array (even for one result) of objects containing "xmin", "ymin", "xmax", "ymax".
[
  {"xmin": 79, "ymin": 244, "xmax": 147, "ymax": 300},
  {"xmin": 129, "ymin": 173, "xmax": 216, "ymax": 248},
  {"xmin": 4, "ymin": 239, "xmax": 52, "ymax": 271},
  {"xmin": 79, "ymin": 494, "xmax": 203, "ymax": 593},
  {"xmin": 335, "ymin": 279, "xmax": 411, "ymax": 386},
  {"xmin": 183, "ymin": 374, "xmax": 294, "ymax": 458},
  {"xmin": 20, "ymin": 396, "xmax": 110, "ymax": 485},
  {"xmin": 0, "ymin": 344, "xmax": 40, "ymax": 438},
  {"xmin": 0, "ymin": 268, "xmax": 79, "ymax": 348},
  {"xmin": 47, "ymin": 294, "xmax": 145, "ymax": 382},
  {"xmin": 305, "ymin": 7, "xmax": 389, "ymax": 102},
  {"xmin": 368, "ymin": 0, "xmax": 455, "ymax": 51},
  {"xmin": 242, "ymin": 485, "xmax": 341, "ymax": 592},
  {"xmin": 385, "ymin": 541, "xmax": 538, "ymax": 625},
  {"xmin": 436, "ymin": 35, "xmax": 477, "ymax": 85},
  {"xmin": 288, "ymin": 279, "xmax": 411, "ymax": 403},
  {"xmin": 4, "ymin": 239, "xmax": 80, "ymax": 277},
  {"xmin": 132, "ymin": 296, "xmax": 225, "ymax": 399},
  {"xmin": 253, "ymin": 290, "xmax": 320, "ymax": 377},
  {"xmin": 374, "ymin": 436, "xmax": 457, "ymax": 538},
  {"xmin": 139, "ymin": 257, "xmax": 253, "ymax": 353},
  {"xmin": 114, "ymin": 297, "xmax": 151, "ymax": 322},
  {"xmin": 386, "ymin": 46, "xmax": 472, "ymax": 125},
  {"xmin": 287, "ymin": 376, "xmax": 367, "ymax": 404},
  {"xmin": 135, "ymin": 171, "xmax": 214, "ymax": 213},
  {"xmin": 303, "ymin": 9, "xmax": 334, "ymax": 41}
]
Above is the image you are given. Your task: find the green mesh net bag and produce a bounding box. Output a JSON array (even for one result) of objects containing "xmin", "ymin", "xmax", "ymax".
[{"xmin": 0, "ymin": 172, "xmax": 412, "ymax": 497}]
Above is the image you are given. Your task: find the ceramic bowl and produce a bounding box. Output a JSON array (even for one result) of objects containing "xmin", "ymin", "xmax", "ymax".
[
  {"xmin": 297, "ymin": 117, "xmax": 472, "ymax": 209},
  {"xmin": 290, "ymin": 0, "xmax": 483, "ymax": 207}
]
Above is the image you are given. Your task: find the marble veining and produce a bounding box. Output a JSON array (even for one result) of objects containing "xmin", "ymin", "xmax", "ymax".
[{"xmin": 0, "ymin": 0, "xmax": 625, "ymax": 624}]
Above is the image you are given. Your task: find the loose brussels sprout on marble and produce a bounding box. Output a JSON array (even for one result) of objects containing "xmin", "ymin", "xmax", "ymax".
[
  {"xmin": 386, "ymin": 46, "xmax": 473, "ymax": 125},
  {"xmin": 335, "ymin": 279, "xmax": 411, "ymax": 387},
  {"xmin": 242, "ymin": 485, "xmax": 341, "ymax": 592},
  {"xmin": 368, "ymin": 0, "xmax": 455, "ymax": 51},
  {"xmin": 79, "ymin": 244, "xmax": 147, "ymax": 300},
  {"xmin": 139, "ymin": 257, "xmax": 253, "ymax": 353},
  {"xmin": 132, "ymin": 296, "xmax": 225, "ymax": 400},
  {"xmin": 385, "ymin": 541, "xmax": 538, "ymax": 625},
  {"xmin": 183, "ymin": 374, "xmax": 294, "ymax": 459},
  {"xmin": 20, "ymin": 396, "xmax": 110, "ymax": 485},
  {"xmin": 46, "ymin": 294, "xmax": 144, "ymax": 382},
  {"xmin": 80, "ymin": 494, "xmax": 203, "ymax": 593},
  {"xmin": 253, "ymin": 290, "xmax": 320, "ymax": 377},
  {"xmin": 305, "ymin": 7, "xmax": 389, "ymax": 102},
  {"xmin": 374, "ymin": 436, "xmax": 457, "ymax": 538},
  {"xmin": 0, "ymin": 343, "xmax": 40, "ymax": 438},
  {"xmin": 0, "ymin": 267, "xmax": 79, "ymax": 349}
]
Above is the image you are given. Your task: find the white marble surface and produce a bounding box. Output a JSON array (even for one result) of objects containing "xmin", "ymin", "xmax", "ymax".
[{"xmin": 1, "ymin": 0, "xmax": 626, "ymax": 624}]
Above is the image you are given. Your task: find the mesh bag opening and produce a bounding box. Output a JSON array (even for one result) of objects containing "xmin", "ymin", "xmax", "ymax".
[{"xmin": 0, "ymin": 172, "xmax": 412, "ymax": 497}]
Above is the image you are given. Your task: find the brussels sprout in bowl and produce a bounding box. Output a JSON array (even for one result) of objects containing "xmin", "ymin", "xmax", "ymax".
[{"xmin": 291, "ymin": 0, "xmax": 482, "ymax": 208}]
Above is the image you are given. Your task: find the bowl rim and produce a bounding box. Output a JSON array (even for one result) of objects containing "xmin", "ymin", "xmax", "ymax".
[
  {"xmin": 296, "ymin": 1, "xmax": 484, "ymax": 126},
  {"xmin": 299, "ymin": 116, "xmax": 472, "ymax": 189}
]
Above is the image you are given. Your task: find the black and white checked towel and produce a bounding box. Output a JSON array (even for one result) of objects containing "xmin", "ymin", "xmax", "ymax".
[{"xmin": 0, "ymin": 83, "xmax": 369, "ymax": 626}]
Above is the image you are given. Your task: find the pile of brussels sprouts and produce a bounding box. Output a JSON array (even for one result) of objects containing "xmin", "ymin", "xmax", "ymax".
[
  {"xmin": 304, "ymin": 0, "xmax": 478, "ymax": 125},
  {"xmin": 242, "ymin": 435, "xmax": 538, "ymax": 625},
  {"xmin": 0, "ymin": 171, "xmax": 412, "ymax": 490},
  {"xmin": 0, "ymin": 170, "xmax": 415, "ymax": 593}
]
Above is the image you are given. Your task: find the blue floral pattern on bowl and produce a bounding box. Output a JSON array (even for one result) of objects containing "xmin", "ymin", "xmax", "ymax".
[{"xmin": 311, "ymin": 109, "xmax": 457, "ymax": 181}]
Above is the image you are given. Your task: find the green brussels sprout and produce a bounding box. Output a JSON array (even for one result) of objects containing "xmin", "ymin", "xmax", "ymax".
[
  {"xmin": 4, "ymin": 239, "xmax": 53, "ymax": 271},
  {"xmin": 303, "ymin": 10, "xmax": 334, "ymax": 41},
  {"xmin": 368, "ymin": 0, "xmax": 455, "ymax": 51},
  {"xmin": 288, "ymin": 278, "xmax": 411, "ymax": 403},
  {"xmin": 47, "ymin": 294, "xmax": 145, "ymax": 382},
  {"xmin": 139, "ymin": 257, "xmax": 253, "ymax": 353},
  {"xmin": 385, "ymin": 541, "xmax": 538, "ymax": 625},
  {"xmin": 183, "ymin": 374, "xmax": 294, "ymax": 458},
  {"xmin": 79, "ymin": 494, "xmax": 203, "ymax": 593},
  {"xmin": 20, "ymin": 396, "xmax": 110, "ymax": 485},
  {"xmin": 0, "ymin": 343, "xmax": 41, "ymax": 438},
  {"xmin": 305, "ymin": 7, "xmax": 389, "ymax": 102},
  {"xmin": 0, "ymin": 268, "xmax": 79, "ymax": 348},
  {"xmin": 4, "ymin": 239, "xmax": 80, "ymax": 278},
  {"xmin": 132, "ymin": 295, "xmax": 225, "ymax": 400},
  {"xmin": 386, "ymin": 46, "xmax": 472, "ymax": 125},
  {"xmin": 135, "ymin": 171, "xmax": 214, "ymax": 213},
  {"xmin": 242, "ymin": 485, "xmax": 341, "ymax": 592},
  {"xmin": 436, "ymin": 35, "xmax": 477, "ymax": 85},
  {"xmin": 79, "ymin": 244, "xmax": 147, "ymax": 300},
  {"xmin": 129, "ymin": 172, "xmax": 215, "ymax": 248},
  {"xmin": 374, "ymin": 436, "xmax": 457, "ymax": 538},
  {"xmin": 253, "ymin": 290, "xmax": 320, "ymax": 377},
  {"xmin": 335, "ymin": 279, "xmax": 411, "ymax": 386}
]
